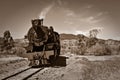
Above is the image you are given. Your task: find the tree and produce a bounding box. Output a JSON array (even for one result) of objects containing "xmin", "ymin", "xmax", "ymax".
[
  {"xmin": 89, "ymin": 29, "xmax": 101, "ymax": 38},
  {"xmin": 86, "ymin": 29, "xmax": 101, "ymax": 48}
]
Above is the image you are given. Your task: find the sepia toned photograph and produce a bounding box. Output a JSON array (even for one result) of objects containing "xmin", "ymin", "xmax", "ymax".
[{"xmin": 0, "ymin": 0, "xmax": 120, "ymax": 80}]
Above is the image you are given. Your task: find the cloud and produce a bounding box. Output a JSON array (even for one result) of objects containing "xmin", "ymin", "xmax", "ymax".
[
  {"xmin": 64, "ymin": 9, "xmax": 76, "ymax": 17},
  {"xmin": 79, "ymin": 16, "xmax": 97, "ymax": 24},
  {"xmin": 62, "ymin": 5, "xmax": 108, "ymax": 28},
  {"xmin": 67, "ymin": 12, "xmax": 75, "ymax": 17},
  {"xmin": 56, "ymin": 0, "xmax": 62, "ymax": 6},
  {"xmin": 64, "ymin": 20, "xmax": 74, "ymax": 25},
  {"xmin": 94, "ymin": 12, "xmax": 108, "ymax": 20},
  {"xmin": 79, "ymin": 11, "xmax": 108, "ymax": 24},
  {"xmin": 63, "ymin": 9, "xmax": 76, "ymax": 25},
  {"xmin": 85, "ymin": 5, "xmax": 93, "ymax": 9}
]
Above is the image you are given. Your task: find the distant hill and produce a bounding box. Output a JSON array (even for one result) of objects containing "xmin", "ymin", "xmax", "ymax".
[
  {"xmin": 60, "ymin": 33, "xmax": 120, "ymax": 45},
  {"xmin": 60, "ymin": 33, "xmax": 88, "ymax": 40},
  {"xmin": 60, "ymin": 33, "xmax": 78, "ymax": 40}
]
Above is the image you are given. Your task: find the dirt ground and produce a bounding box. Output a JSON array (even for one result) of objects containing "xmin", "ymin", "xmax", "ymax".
[{"xmin": 0, "ymin": 53, "xmax": 120, "ymax": 80}]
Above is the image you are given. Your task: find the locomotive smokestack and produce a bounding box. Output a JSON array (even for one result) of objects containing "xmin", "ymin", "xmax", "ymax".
[{"xmin": 40, "ymin": 19, "xmax": 44, "ymax": 26}]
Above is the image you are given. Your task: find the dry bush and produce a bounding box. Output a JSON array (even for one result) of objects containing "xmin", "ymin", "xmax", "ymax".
[
  {"xmin": 86, "ymin": 43, "xmax": 111, "ymax": 56},
  {"xmin": 0, "ymin": 47, "xmax": 26, "ymax": 55},
  {"xmin": 61, "ymin": 39, "xmax": 120, "ymax": 56},
  {"xmin": 108, "ymin": 45, "xmax": 120, "ymax": 55},
  {"xmin": 12, "ymin": 47, "xmax": 26, "ymax": 56}
]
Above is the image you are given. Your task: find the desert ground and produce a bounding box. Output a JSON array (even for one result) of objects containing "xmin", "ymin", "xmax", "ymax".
[{"xmin": 0, "ymin": 52, "xmax": 120, "ymax": 80}]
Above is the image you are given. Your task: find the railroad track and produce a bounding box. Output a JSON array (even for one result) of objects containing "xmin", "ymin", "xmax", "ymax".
[{"xmin": 2, "ymin": 67, "xmax": 45, "ymax": 80}]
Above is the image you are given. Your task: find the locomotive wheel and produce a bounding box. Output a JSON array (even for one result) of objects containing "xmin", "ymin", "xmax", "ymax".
[
  {"xmin": 29, "ymin": 60, "xmax": 39, "ymax": 66},
  {"xmin": 49, "ymin": 55, "xmax": 56, "ymax": 65},
  {"xmin": 35, "ymin": 60, "xmax": 40, "ymax": 65}
]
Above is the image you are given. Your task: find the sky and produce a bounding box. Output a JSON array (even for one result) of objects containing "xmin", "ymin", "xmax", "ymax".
[{"xmin": 0, "ymin": 0, "xmax": 120, "ymax": 40}]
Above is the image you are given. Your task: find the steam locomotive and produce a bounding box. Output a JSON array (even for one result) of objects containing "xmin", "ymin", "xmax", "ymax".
[{"xmin": 26, "ymin": 19, "xmax": 60, "ymax": 66}]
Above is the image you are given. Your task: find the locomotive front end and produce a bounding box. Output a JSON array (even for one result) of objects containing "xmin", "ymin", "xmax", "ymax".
[{"xmin": 26, "ymin": 18, "xmax": 61, "ymax": 66}]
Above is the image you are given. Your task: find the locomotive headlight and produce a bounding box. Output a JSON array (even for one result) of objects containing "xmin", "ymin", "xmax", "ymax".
[{"xmin": 34, "ymin": 20, "xmax": 39, "ymax": 26}]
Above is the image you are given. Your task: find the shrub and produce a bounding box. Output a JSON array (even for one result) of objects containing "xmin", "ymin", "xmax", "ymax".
[{"xmin": 86, "ymin": 43, "xmax": 111, "ymax": 56}]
